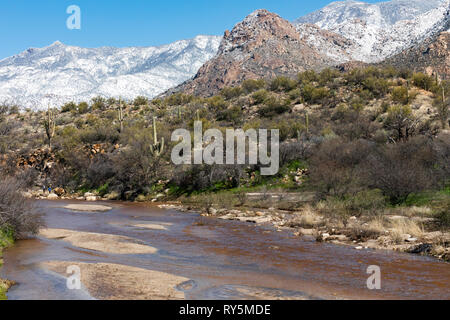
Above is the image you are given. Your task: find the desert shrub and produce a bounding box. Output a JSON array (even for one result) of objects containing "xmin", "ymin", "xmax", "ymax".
[
  {"xmin": 78, "ymin": 124, "xmax": 119, "ymax": 144},
  {"xmin": 76, "ymin": 102, "xmax": 90, "ymax": 114},
  {"xmin": 133, "ymin": 96, "xmax": 149, "ymax": 106},
  {"xmin": 384, "ymin": 105, "xmax": 417, "ymax": 141},
  {"xmin": 318, "ymin": 68, "xmax": 340, "ymax": 86},
  {"xmin": 61, "ymin": 102, "xmax": 77, "ymax": 113},
  {"xmin": 343, "ymin": 189, "xmax": 386, "ymax": 217},
  {"xmin": 206, "ymin": 96, "xmax": 228, "ymax": 112},
  {"xmin": 111, "ymin": 128, "xmax": 167, "ymax": 197},
  {"xmin": 288, "ymin": 88, "xmax": 302, "ymax": 101},
  {"xmin": 165, "ymin": 93, "xmax": 193, "ymax": 106},
  {"xmin": 391, "ymin": 86, "xmax": 409, "ymax": 104},
  {"xmin": 279, "ymin": 141, "xmax": 313, "ymax": 166},
  {"xmin": 270, "ymin": 76, "xmax": 297, "ymax": 92},
  {"xmin": 345, "ymin": 68, "xmax": 367, "ymax": 86},
  {"xmin": 86, "ymin": 155, "xmax": 115, "ymax": 189},
  {"xmin": 412, "ymin": 73, "xmax": 435, "ymax": 91},
  {"xmin": 308, "ymin": 138, "xmax": 371, "ymax": 198},
  {"xmin": 252, "ymin": 89, "xmax": 269, "ymax": 105},
  {"xmin": 172, "ymin": 164, "xmax": 245, "ymax": 193},
  {"xmin": 91, "ymin": 96, "xmax": 107, "ymax": 111},
  {"xmin": 217, "ymin": 106, "xmax": 243, "ymax": 125},
  {"xmin": 258, "ymin": 96, "xmax": 291, "ymax": 118},
  {"xmin": 242, "ymin": 79, "xmax": 266, "ymax": 93},
  {"xmin": 298, "ymin": 70, "xmax": 318, "ymax": 84},
  {"xmin": 365, "ymin": 137, "xmax": 439, "ymax": 203},
  {"xmin": 0, "ymin": 176, "xmax": 44, "ymax": 239},
  {"xmin": 363, "ymin": 77, "xmax": 389, "ymax": 97},
  {"xmin": 220, "ymin": 86, "xmax": 243, "ymax": 100},
  {"xmin": 302, "ymin": 85, "xmax": 330, "ymax": 104},
  {"xmin": 435, "ymin": 209, "xmax": 450, "ymax": 228},
  {"xmin": 433, "ymin": 84, "xmax": 449, "ymax": 129}
]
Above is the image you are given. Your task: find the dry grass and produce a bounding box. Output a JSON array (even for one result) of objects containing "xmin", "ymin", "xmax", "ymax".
[
  {"xmin": 287, "ymin": 205, "xmax": 322, "ymax": 228},
  {"xmin": 396, "ymin": 206, "xmax": 433, "ymax": 217},
  {"xmin": 389, "ymin": 218, "xmax": 424, "ymax": 243}
]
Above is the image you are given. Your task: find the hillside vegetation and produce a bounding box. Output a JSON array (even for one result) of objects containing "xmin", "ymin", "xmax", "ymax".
[{"xmin": 1, "ymin": 66, "xmax": 449, "ymax": 259}]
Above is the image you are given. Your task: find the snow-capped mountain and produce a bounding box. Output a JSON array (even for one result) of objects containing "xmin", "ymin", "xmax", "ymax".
[
  {"xmin": 294, "ymin": 0, "xmax": 449, "ymax": 63},
  {"xmin": 0, "ymin": 35, "xmax": 221, "ymax": 109}
]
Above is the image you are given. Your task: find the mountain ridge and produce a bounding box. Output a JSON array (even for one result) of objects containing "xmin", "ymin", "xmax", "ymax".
[{"xmin": 0, "ymin": 35, "xmax": 221, "ymax": 109}]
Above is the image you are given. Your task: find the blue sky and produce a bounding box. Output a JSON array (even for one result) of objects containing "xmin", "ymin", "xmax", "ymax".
[{"xmin": 0, "ymin": 0, "xmax": 383, "ymax": 59}]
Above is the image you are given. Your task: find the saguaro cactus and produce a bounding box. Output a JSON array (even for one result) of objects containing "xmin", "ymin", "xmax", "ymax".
[
  {"xmin": 44, "ymin": 105, "xmax": 56, "ymax": 149},
  {"xmin": 441, "ymin": 83, "xmax": 448, "ymax": 129},
  {"xmin": 118, "ymin": 100, "xmax": 124, "ymax": 133},
  {"xmin": 305, "ymin": 112, "xmax": 309, "ymax": 135},
  {"xmin": 150, "ymin": 116, "xmax": 164, "ymax": 156}
]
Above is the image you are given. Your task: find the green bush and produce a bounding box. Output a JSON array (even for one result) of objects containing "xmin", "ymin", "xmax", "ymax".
[
  {"xmin": 61, "ymin": 102, "xmax": 77, "ymax": 113},
  {"xmin": 133, "ymin": 96, "xmax": 149, "ymax": 106},
  {"xmin": 242, "ymin": 79, "xmax": 266, "ymax": 93},
  {"xmin": 270, "ymin": 76, "xmax": 297, "ymax": 92},
  {"xmin": 412, "ymin": 73, "xmax": 435, "ymax": 91},
  {"xmin": 252, "ymin": 89, "xmax": 269, "ymax": 105},
  {"xmin": 220, "ymin": 87, "xmax": 243, "ymax": 100},
  {"xmin": 258, "ymin": 96, "xmax": 291, "ymax": 118}
]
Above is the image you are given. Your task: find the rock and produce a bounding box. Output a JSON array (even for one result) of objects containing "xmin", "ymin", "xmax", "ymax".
[
  {"xmin": 22, "ymin": 192, "xmax": 33, "ymax": 199},
  {"xmin": 105, "ymin": 191, "xmax": 120, "ymax": 201},
  {"xmin": 298, "ymin": 228, "xmax": 315, "ymax": 236},
  {"xmin": 53, "ymin": 187, "xmax": 65, "ymax": 196},
  {"xmin": 408, "ymin": 243, "xmax": 432, "ymax": 254},
  {"xmin": 321, "ymin": 233, "xmax": 330, "ymax": 240},
  {"xmin": 292, "ymin": 104, "xmax": 305, "ymax": 113},
  {"xmin": 178, "ymin": 9, "xmax": 342, "ymax": 96},
  {"xmin": 136, "ymin": 195, "xmax": 147, "ymax": 202},
  {"xmin": 355, "ymin": 246, "xmax": 364, "ymax": 250},
  {"xmin": 84, "ymin": 192, "xmax": 95, "ymax": 198},
  {"xmin": 47, "ymin": 193, "xmax": 59, "ymax": 200},
  {"xmin": 328, "ymin": 234, "xmax": 348, "ymax": 241},
  {"xmin": 155, "ymin": 193, "xmax": 165, "ymax": 199},
  {"xmin": 85, "ymin": 196, "xmax": 98, "ymax": 202},
  {"xmin": 64, "ymin": 204, "xmax": 112, "ymax": 212},
  {"xmin": 406, "ymin": 237, "xmax": 418, "ymax": 243},
  {"xmin": 207, "ymin": 207, "xmax": 218, "ymax": 215}
]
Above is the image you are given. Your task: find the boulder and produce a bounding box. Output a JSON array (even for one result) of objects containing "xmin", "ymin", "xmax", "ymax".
[
  {"xmin": 85, "ymin": 196, "xmax": 98, "ymax": 202},
  {"xmin": 136, "ymin": 195, "xmax": 147, "ymax": 202},
  {"xmin": 47, "ymin": 193, "xmax": 59, "ymax": 200},
  {"xmin": 54, "ymin": 187, "xmax": 65, "ymax": 196},
  {"xmin": 105, "ymin": 191, "xmax": 120, "ymax": 201}
]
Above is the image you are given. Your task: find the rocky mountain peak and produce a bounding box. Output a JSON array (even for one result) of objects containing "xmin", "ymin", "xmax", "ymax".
[
  {"xmin": 172, "ymin": 9, "xmax": 342, "ymax": 96},
  {"xmin": 219, "ymin": 9, "xmax": 300, "ymax": 54}
]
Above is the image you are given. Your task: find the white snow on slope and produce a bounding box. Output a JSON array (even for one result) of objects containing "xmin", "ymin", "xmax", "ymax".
[
  {"xmin": 294, "ymin": 0, "xmax": 449, "ymax": 62},
  {"xmin": 0, "ymin": 35, "xmax": 221, "ymax": 109}
]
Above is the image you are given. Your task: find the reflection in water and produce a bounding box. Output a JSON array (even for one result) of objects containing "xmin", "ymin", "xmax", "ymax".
[{"xmin": 1, "ymin": 200, "xmax": 449, "ymax": 300}]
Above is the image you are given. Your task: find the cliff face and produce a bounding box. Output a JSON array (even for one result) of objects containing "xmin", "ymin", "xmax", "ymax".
[
  {"xmin": 384, "ymin": 31, "xmax": 450, "ymax": 80},
  {"xmin": 177, "ymin": 10, "xmax": 341, "ymax": 96}
]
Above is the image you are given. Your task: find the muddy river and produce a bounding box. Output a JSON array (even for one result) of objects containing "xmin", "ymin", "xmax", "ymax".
[{"xmin": 1, "ymin": 200, "xmax": 449, "ymax": 300}]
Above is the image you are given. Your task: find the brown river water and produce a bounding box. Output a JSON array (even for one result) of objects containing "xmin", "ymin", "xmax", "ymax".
[{"xmin": 1, "ymin": 200, "xmax": 449, "ymax": 300}]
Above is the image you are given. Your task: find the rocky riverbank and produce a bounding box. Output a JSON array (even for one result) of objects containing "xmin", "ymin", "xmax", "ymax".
[{"xmin": 157, "ymin": 203, "xmax": 450, "ymax": 262}]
